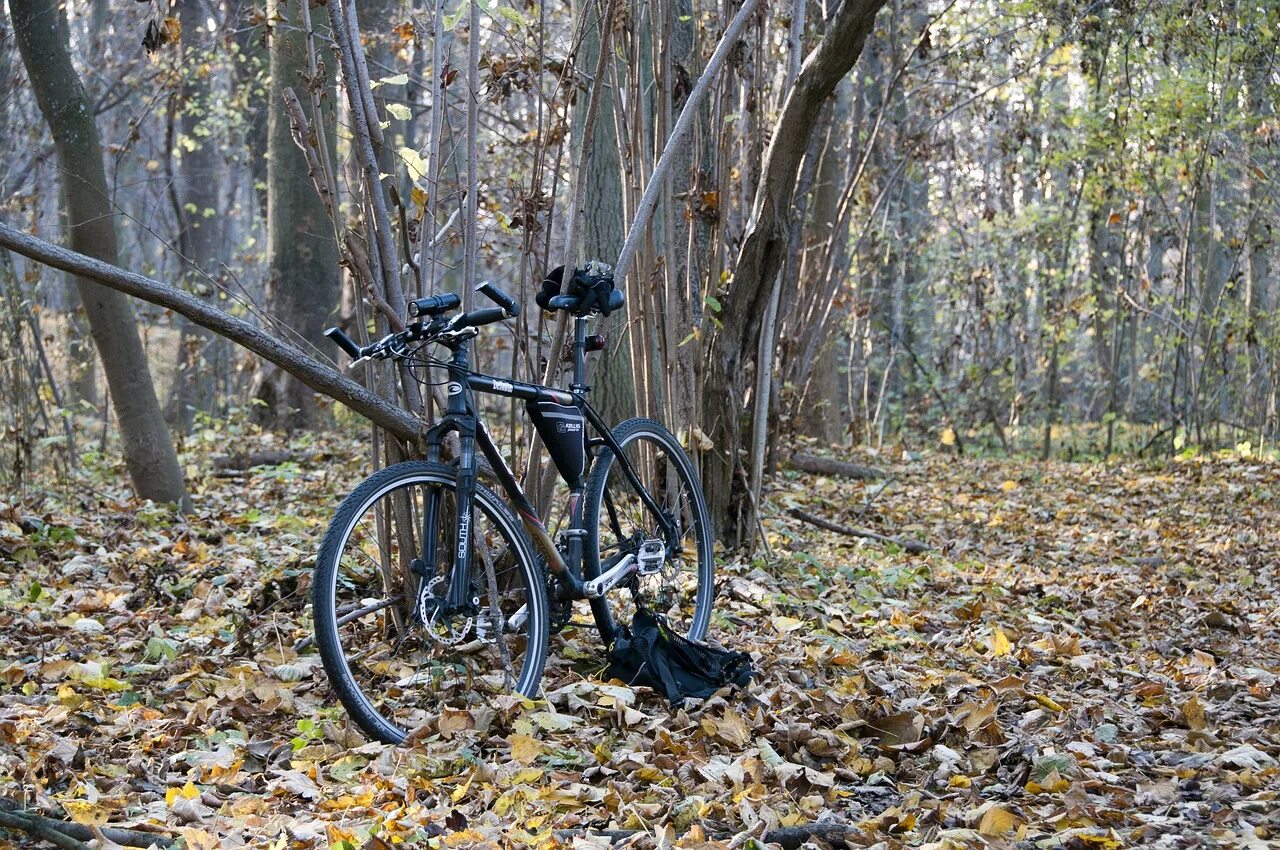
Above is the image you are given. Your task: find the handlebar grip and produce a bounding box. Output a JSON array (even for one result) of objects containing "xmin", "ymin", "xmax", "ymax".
[
  {"xmin": 457, "ymin": 306, "xmax": 508, "ymax": 329},
  {"xmin": 476, "ymin": 281, "xmax": 521, "ymax": 317},
  {"xmin": 324, "ymin": 327, "xmax": 364, "ymax": 359},
  {"xmin": 408, "ymin": 292, "xmax": 462, "ymax": 318}
]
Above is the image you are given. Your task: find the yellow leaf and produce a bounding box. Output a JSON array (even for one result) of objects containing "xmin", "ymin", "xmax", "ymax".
[
  {"xmin": 711, "ymin": 709, "xmax": 752, "ymax": 747},
  {"xmin": 60, "ymin": 799, "xmax": 107, "ymax": 827},
  {"xmin": 1030, "ymin": 693, "xmax": 1065, "ymax": 712},
  {"xmin": 1183, "ymin": 695, "xmax": 1206, "ymax": 730},
  {"xmin": 509, "ymin": 734, "xmax": 543, "ymax": 764},
  {"xmin": 989, "ymin": 626, "xmax": 1013, "ymax": 657},
  {"xmin": 398, "ymin": 147, "xmax": 427, "ymax": 180},
  {"xmin": 179, "ymin": 827, "xmax": 220, "ymax": 850},
  {"xmin": 165, "ymin": 781, "xmax": 201, "ymax": 807},
  {"xmin": 1000, "ymin": 479, "xmax": 1018, "ymax": 492},
  {"xmin": 1025, "ymin": 773, "xmax": 1070, "ymax": 794},
  {"xmin": 56, "ymin": 684, "xmax": 85, "ymax": 708},
  {"xmin": 978, "ymin": 805, "xmax": 1021, "ymax": 836},
  {"xmin": 510, "ymin": 767, "xmax": 544, "ymax": 785},
  {"xmin": 949, "ymin": 774, "xmax": 972, "ymax": 788},
  {"xmin": 940, "ymin": 427, "xmax": 956, "ymax": 446},
  {"xmin": 450, "ymin": 769, "xmax": 475, "ymax": 803},
  {"xmin": 771, "ymin": 616, "xmax": 804, "ymax": 633}
]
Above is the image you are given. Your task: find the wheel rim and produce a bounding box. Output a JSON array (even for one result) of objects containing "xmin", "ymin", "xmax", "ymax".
[
  {"xmin": 320, "ymin": 473, "xmax": 541, "ymax": 738},
  {"xmin": 593, "ymin": 429, "xmax": 713, "ymax": 640}
]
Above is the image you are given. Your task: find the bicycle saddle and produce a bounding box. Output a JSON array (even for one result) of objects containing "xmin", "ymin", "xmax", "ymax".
[{"xmin": 536, "ymin": 261, "xmax": 625, "ymax": 317}]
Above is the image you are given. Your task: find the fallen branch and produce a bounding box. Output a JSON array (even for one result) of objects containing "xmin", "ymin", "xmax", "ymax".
[
  {"xmin": 553, "ymin": 821, "xmax": 862, "ymax": 850},
  {"xmin": 211, "ymin": 449, "xmax": 304, "ymax": 471},
  {"xmin": 0, "ymin": 223, "xmax": 422, "ymax": 444},
  {"xmin": 787, "ymin": 507, "xmax": 933, "ymax": 554},
  {"xmin": 786, "ymin": 453, "xmax": 885, "ymax": 480},
  {"xmin": 0, "ymin": 809, "xmax": 88, "ymax": 850},
  {"xmin": 0, "ymin": 800, "xmax": 175, "ymax": 848}
]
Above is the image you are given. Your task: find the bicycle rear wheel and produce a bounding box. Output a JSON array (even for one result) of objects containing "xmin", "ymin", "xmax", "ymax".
[
  {"xmin": 313, "ymin": 461, "xmax": 548, "ymax": 744},
  {"xmin": 583, "ymin": 418, "xmax": 715, "ymax": 642}
]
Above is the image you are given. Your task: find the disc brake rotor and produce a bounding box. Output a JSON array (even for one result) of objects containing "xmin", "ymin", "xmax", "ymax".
[{"xmin": 418, "ymin": 576, "xmax": 473, "ymax": 646}]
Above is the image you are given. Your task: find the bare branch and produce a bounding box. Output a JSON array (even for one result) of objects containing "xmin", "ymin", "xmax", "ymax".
[{"xmin": 0, "ymin": 223, "xmax": 423, "ymax": 443}]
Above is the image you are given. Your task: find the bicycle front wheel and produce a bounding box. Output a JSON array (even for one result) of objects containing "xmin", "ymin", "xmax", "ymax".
[
  {"xmin": 583, "ymin": 418, "xmax": 715, "ymax": 642},
  {"xmin": 313, "ymin": 461, "xmax": 548, "ymax": 744}
]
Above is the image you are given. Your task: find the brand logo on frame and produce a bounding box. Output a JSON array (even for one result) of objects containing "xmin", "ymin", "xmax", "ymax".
[
  {"xmin": 447, "ymin": 382, "xmax": 463, "ymax": 395},
  {"xmin": 457, "ymin": 510, "xmax": 470, "ymax": 560}
]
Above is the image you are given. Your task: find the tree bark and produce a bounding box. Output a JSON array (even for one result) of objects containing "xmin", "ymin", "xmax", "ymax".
[
  {"xmin": 11, "ymin": 0, "xmax": 188, "ymax": 507},
  {"xmin": 252, "ymin": 0, "xmax": 340, "ymax": 430},
  {"xmin": 577, "ymin": 0, "xmax": 634, "ymax": 425},
  {"xmin": 702, "ymin": 0, "xmax": 887, "ymax": 546},
  {"xmin": 786, "ymin": 452, "xmax": 883, "ymax": 480},
  {"xmin": 169, "ymin": 0, "xmax": 230, "ymax": 431},
  {"xmin": 0, "ymin": 223, "xmax": 424, "ymax": 443}
]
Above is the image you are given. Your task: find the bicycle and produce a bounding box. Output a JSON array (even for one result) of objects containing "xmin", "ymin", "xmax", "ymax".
[{"xmin": 314, "ymin": 269, "xmax": 715, "ymax": 744}]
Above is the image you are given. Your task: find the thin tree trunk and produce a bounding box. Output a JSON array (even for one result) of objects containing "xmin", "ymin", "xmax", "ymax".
[
  {"xmin": 11, "ymin": 0, "xmax": 188, "ymax": 507},
  {"xmin": 252, "ymin": 0, "xmax": 341, "ymax": 430},
  {"xmin": 702, "ymin": 0, "xmax": 887, "ymax": 546}
]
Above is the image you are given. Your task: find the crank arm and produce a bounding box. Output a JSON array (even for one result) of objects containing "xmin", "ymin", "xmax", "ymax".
[{"xmin": 583, "ymin": 554, "xmax": 637, "ymax": 598}]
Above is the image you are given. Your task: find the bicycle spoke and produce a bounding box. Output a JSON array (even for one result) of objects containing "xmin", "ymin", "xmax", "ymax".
[{"xmin": 315, "ymin": 464, "xmax": 548, "ymax": 743}]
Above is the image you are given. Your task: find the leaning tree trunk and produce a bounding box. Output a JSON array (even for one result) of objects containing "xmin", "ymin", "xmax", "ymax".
[
  {"xmin": 11, "ymin": 0, "xmax": 188, "ymax": 507},
  {"xmin": 251, "ymin": 0, "xmax": 340, "ymax": 430},
  {"xmin": 701, "ymin": 0, "xmax": 886, "ymax": 547}
]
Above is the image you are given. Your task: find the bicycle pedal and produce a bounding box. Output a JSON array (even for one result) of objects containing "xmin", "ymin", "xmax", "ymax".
[{"xmin": 636, "ymin": 539, "xmax": 666, "ymax": 575}]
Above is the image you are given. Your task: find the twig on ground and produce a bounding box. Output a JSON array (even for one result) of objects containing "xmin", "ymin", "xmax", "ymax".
[
  {"xmin": 854, "ymin": 474, "xmax": 897, "ymax": 518},
  {"xmin": 787, "ymin": 507, "xmax": 933, "ymax": 554}
]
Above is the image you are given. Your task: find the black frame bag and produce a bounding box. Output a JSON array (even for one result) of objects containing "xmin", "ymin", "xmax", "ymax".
[{"xmin": 607, "ymin": 607, "xmax": 753, "ymax": 705}]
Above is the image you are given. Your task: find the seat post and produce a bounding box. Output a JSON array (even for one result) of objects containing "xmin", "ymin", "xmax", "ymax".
[{"xmin": 570, "ymin": 316, "xmax": 589, "ymax": 395}]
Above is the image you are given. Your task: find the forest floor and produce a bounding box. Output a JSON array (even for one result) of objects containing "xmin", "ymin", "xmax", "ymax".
[{"xmin": 1, "ymin": 431, "xmax": 1278, "ymax": 849}]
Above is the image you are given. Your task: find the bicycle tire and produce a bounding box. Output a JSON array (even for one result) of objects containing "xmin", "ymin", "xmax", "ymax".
[
  {"xmin": 314, "ymin": 461, "xmax": 548, "ymax": 744},
  {"xmin": 582, "ymin": 418, "xmax": 715, "ymax": 642}
]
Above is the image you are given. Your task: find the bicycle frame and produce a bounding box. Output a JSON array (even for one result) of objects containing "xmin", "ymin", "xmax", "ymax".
[{"xmin": 419, "ymin": 316, "xmax": 674, "ymax": 627}]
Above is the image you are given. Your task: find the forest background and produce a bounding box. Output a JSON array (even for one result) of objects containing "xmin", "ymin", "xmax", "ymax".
[{"xmin": 0, "ymin": 0, "xmax": 1278, "ymax": 847}]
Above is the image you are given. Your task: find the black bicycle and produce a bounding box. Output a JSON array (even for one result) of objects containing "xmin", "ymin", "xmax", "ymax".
[{"xmin": 313, "ymin": 267, "xmax": 714, "ymax": 744}]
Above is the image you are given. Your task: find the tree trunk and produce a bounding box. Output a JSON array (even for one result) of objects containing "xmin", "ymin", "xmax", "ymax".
[
  {"xmin": 701, "ymin": 0, "xmax": 886, "ymax": 546},
  {"xmin": 11, "ymin": 0, "xmax": 188, "ymax": 507},
  {"xmin": 169, "ymin": 0, "xmax": 230, "ymax": 431},
  {"xmin": 577, "ymin": 0, "xmax": 634, "ymax": 425},
  {"xmin": 252, "ymin": 0, "xmax": 341, "ymax": 430}
]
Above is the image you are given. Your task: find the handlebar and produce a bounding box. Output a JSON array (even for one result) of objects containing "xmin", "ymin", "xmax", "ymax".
[
  {"xmin": 325, "ymin": 285, "xmax": 519, "ymax": 367},
  {"xmin": 476, "ymin": 281, "xmax": 520, "ymax": 317},
  {"xmin": 457, "ymin": 306, "xmax": 507, "ymax": 329},
  {"xmin": 324, "ymin": 326, "xmax": 364, "ymax": 359}
]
